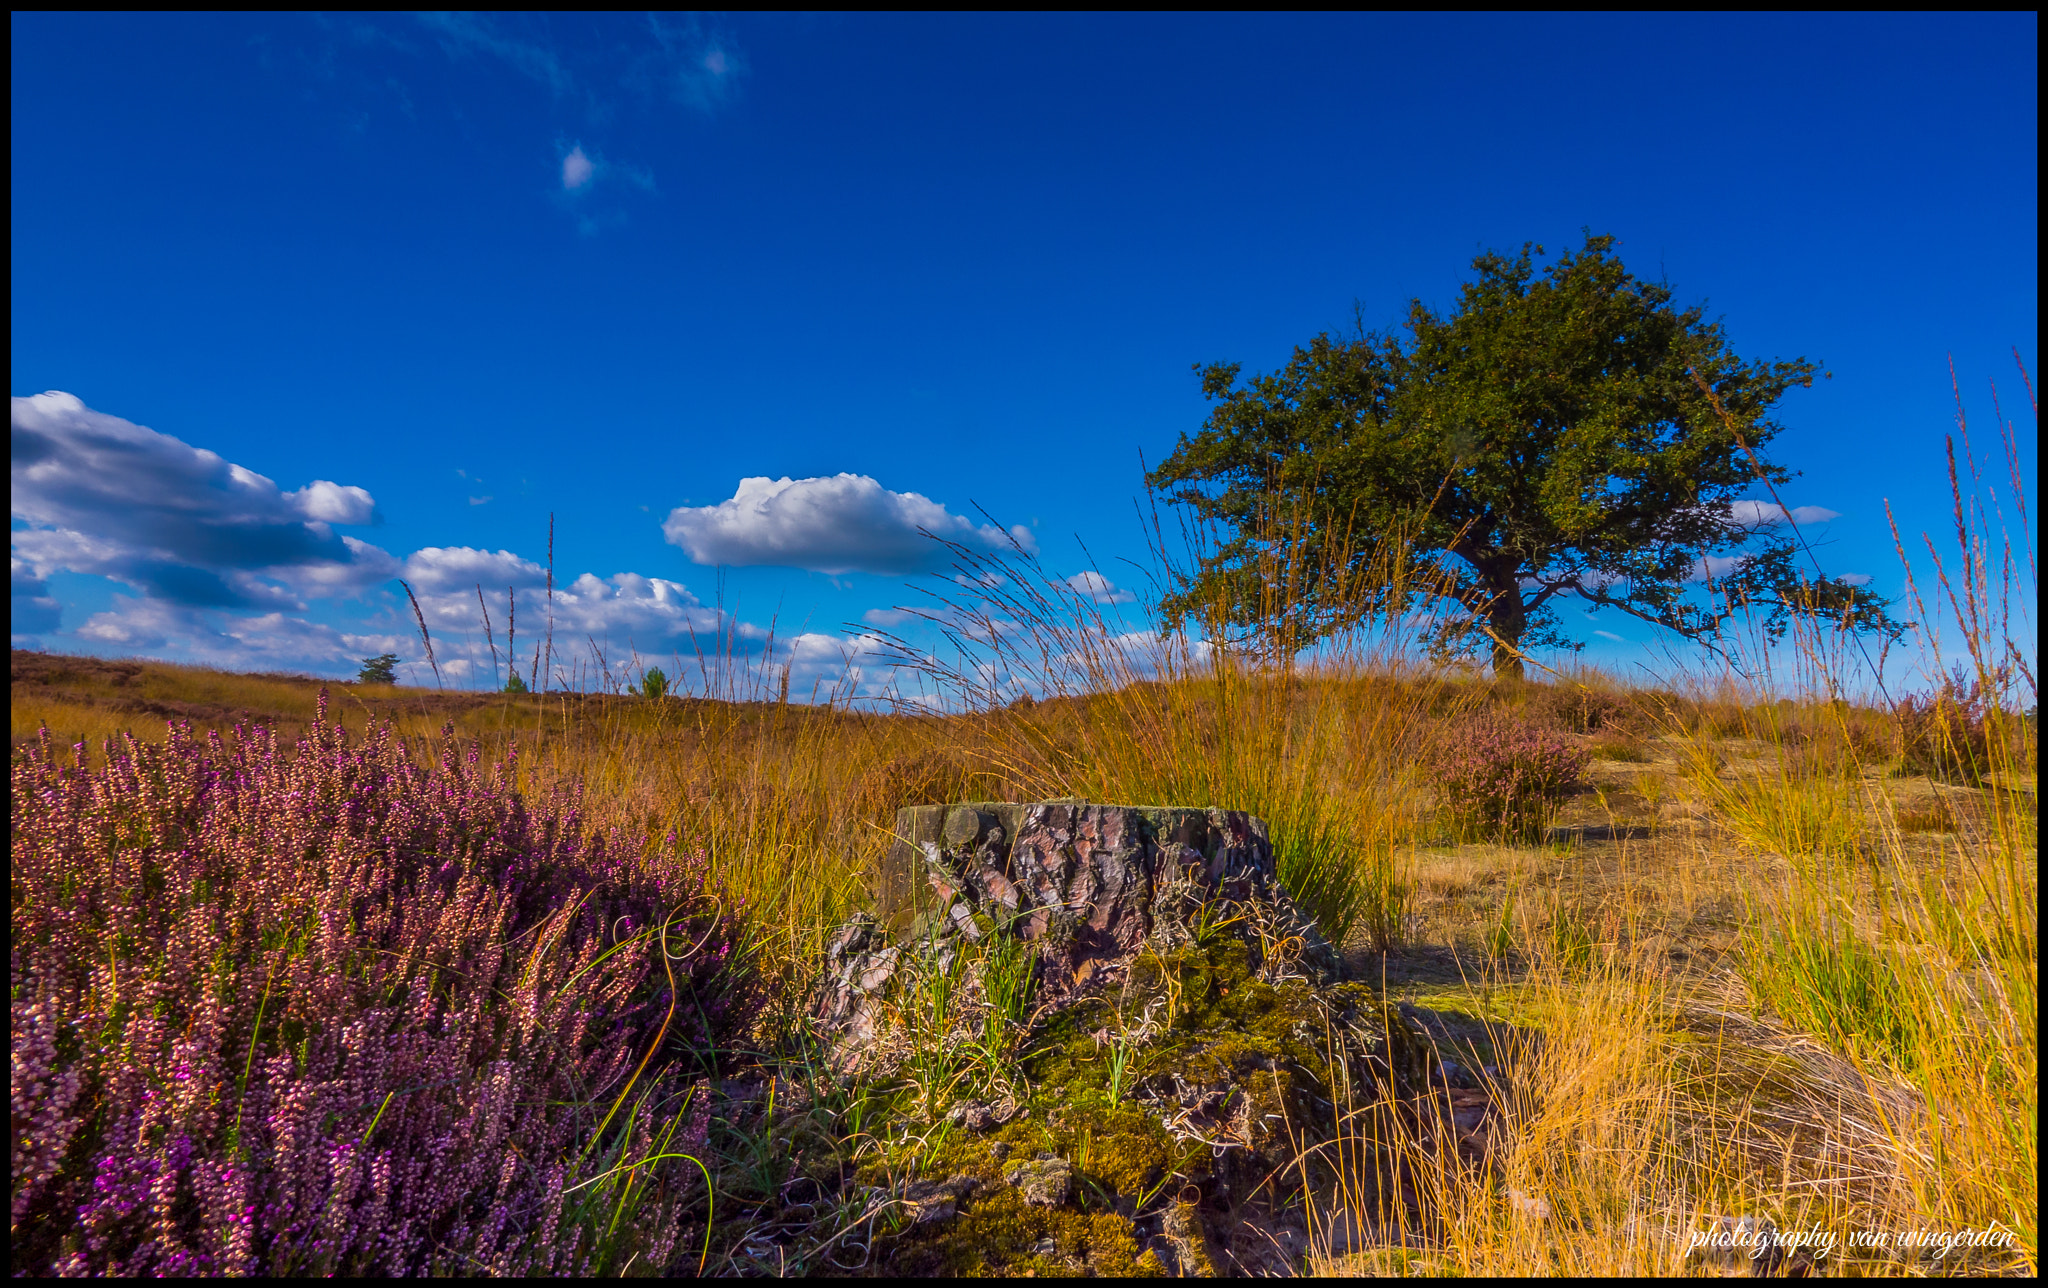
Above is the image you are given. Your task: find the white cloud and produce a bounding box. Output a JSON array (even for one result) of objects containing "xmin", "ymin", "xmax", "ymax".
[
  {"xmin": 1838, "ymin": 573, "xmax": 1873, "ymax": 586},
  {"xmin": 280, "ymin": 536, "xmax": 404, "ymax": 598},
  {"xmin": 71, "ymin": 596, "xmax": 397, "ymax": 671},
  {"xmin": 663, "ymin": 474, "xmax": 1037, "ymax": 575},
  {"xmin": 1691, "ymin": 554, "xmax": 1752, "ymax": 582},
  {"xmin": 1594, "ymin": 630, "xmax": 1624, "ymax": 643},
  {"xmin": 11, "ymin": 392, "xmax": 392, "ymax": 607},
  {"xmin": 401, "ymin": 567, "xmax": 745, "ymax": 683},
  {"xmin": 1063, "ymin": 571, "xmax": 1136, "ymax": 604},
  {"xmin": 8, "ymin": 397, "xmax": 1004, "ymax": 701},
  {"xmin": 11, "ymin": 397, "xmax": 947, "ymax": 694},
  {"xmin": 1722, "ymin": 499, "xmax": 1840, "ymax": 528},
  {"xmin": 551, "ymin": 571, "xmax": 729, "ymax": 640},
  {"xmin": 561, "ymin": 144, "xmax": 594, "ymax": 190},
  {"xmin": 862, "ymin": 607, "xmax": 916, "ymax": 628},
  {"xmin": 403, "ymin": 546, "xmax": 548, "ymax": 593},
  {"xmin": 1049, "ymin": 628, "xmax": 1213, "ymax": 682},
  {"xmin": 288, "ymin": 479, "xmax": 378, "ymax": 524}
]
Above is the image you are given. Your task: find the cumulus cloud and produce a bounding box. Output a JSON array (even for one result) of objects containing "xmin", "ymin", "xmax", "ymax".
[
  {"xmin": 1063, "ymin": 571, "xmax": 1136, "ymax": 604},
  {"xmin": 11, "ymin": 392, "xmax": 394, "ymax": 607},
  {"xmin": 9, "ymin": 397, "xmax": 947, "ymax": 693},
  {"xmin": 287, "ymin": 479, "xmax": 378, "ymax": 524},
  {"xmin": 403, "ymin": 546, "xmax": 549, "ymax": 594},
  {"xmin": 71, "ymin": 595, "xmax": 403, "ymax": 670},
  {"xmin": 663, "ymin": 474, "xmax": 1037, "ymax": 575},
  {"xmin": 396, "ymin": 561, "xmax": 746, "ymax": 685},
  {"xmin": 7, "ymin": 396, "xmax": 1002, "ymax": 700},
  {"xmin": 1688, "ymin": 553, "xmax": 1873, "ymax": 590},
  {"xmin": 549, "ymin": 571, "xmax": 729, "ymax": 640},
  {"xmin": 1046, "ymin": 628, "xmax": 1212, "ymax": 683},
  {"xmin": 50, "ymin": 556, "xmax": 755, "ymax": 684}
]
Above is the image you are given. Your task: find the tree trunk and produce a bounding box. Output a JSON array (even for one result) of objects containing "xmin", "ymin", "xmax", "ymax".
[
  {"xmin": 1482, "ymin": 563, "xmax": 1527, "ymax": 680},
  {"xmin": 1491, "ymin": 633, "xmax": 1524, "ymax": 680}
]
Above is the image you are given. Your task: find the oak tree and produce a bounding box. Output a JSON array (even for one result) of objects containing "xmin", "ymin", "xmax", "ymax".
[{"xmin": 1149, "ymin": 234, "xmax": 1901, "ymax": 675}]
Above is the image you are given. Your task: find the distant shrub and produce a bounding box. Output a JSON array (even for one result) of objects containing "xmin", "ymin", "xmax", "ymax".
[
  {"xmin": 1693, "ymin": 698, "xmax": 1752, "ymax": 740},
  {"xmin": 1428, "ymin": 716, "xmax": 1590, "ymax": 844},
  {"xmin": 1524, "ymin": 682, "xmax": 1630, "ymax": 734},
  {"xmin": 503, "ymin": 669, "xmax": 528, "ymax": 694},
  {"xmin": 356, "ymin": 652, "xmax": 398, "ymax": 685},
  {"xmin": 1775, "ymin": 702, "xmax": 1896, "ymax": 777},
  {"xmin": 640, "ymin": 667, "xmax": 669, "ymax": 700},
  {"xmin": 10, "ymin": 697, "xmax": 757, "ymax": 1276},
  {"xmin": 1895, "ymin": 667, "xmax": 2005, "ymax": 786}
]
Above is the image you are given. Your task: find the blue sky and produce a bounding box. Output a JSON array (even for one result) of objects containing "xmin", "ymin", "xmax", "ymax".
[{"xmin": 11, "ymin": 13, "xmax": 2037, "ymax": 700}]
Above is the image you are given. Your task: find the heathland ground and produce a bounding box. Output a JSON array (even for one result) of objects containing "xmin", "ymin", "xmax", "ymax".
[{"xmin": 11, "ymin": 587, "xmax": 2036, "ymax": 1275}]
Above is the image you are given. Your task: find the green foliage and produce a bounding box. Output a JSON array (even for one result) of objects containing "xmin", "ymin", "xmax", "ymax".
[
  {"xmin": 1546, "ymin": 904, "xmax": 1601, "ymax": 971},
  {"xmin": 502, "ymin": 669, "xmax": 528, "ymax": 694},
  {"xmin": 1741, "ymin": 922, "xmax": 1925, "ymax": 1073},
  {"xmin": 1148, "ymin": 232, "xmax": 1903, "ymax": 675},
  {"xmin": 640, "ymin": 666, "xmax": 669, "ymax": 700},
  {"xmin": 1485, "ymin": 894, "xmax": 1518, "ymax": 961},
  {"xmin": 355, "ymin": 652, "xmax": 398, "ymax": 685},
  {"xmin": 1690, "ymin": 749, "xmax": 1865, "ymax": 859}
]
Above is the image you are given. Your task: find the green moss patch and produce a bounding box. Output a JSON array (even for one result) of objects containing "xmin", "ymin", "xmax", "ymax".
[{"xmin": 857, "ymin": 936, "xmax": 1431, "ymax": 1275}]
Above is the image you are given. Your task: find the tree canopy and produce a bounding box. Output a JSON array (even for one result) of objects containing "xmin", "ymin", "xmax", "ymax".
[
  {"xmin": 1148, "ymin": 234, "xmax": 1902, "ymax": 676},
  {"xmin": 356, "ymin": 652, "xmax": 399, "ymax": 685}
]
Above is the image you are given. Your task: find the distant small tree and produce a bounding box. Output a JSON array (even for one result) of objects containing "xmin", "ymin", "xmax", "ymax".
[
  {"xmin": 640, "ymin": 667, "xmax": 669, "ymax": 700},
  {"xmin": 503, "ymin": 671, "xmax": 529, "ymax": 695},
  {"xmin": 357, "ymin": 653, "xmax": 399, "ymax": 686}
]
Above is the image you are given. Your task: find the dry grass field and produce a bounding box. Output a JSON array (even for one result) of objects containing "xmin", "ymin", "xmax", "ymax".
[{"xmin": 12, "ymin": 624, "xmax": 2036, "ymax": 1275}]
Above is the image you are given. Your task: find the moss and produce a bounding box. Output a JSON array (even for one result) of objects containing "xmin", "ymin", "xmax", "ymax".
[
  {"xmin": 1161, "ymin": 1200, "xmax": 1215, "ymax": 1276},
  {"xmin": 881, "ymin": 1173, "xmax": 1162, "ymax": 1277},
  {"xmin": 1021, "ymin": 994, "xmax": 1121, "ymax": 1092},
  {"xmin": 858, "ymin": 932, "xmax": 1427, "ymax": 1275}
]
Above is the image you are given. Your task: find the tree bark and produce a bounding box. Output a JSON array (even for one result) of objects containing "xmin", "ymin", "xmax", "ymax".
[{"xmin": 1481, "ymin": 562, "xmax": 1527, "ymax": 680}]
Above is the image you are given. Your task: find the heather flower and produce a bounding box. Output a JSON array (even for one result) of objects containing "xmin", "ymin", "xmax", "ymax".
[
  {"xmin": 10, "ymin": 696, "xmax": 758, "ymax": 1276},
  {"xmin": 1428, "ymin": 715, "xmax": 1590, "ymax": 843}
]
